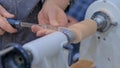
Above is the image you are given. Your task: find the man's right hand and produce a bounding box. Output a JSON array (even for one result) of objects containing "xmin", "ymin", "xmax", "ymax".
[{"xmin": 0, "ymin": 5, "xmax": 17, "ymax": 35}]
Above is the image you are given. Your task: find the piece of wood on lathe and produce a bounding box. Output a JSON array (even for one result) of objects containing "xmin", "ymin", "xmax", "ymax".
[
  {"xmin": 68, "ymin": 19, "xmax": 97, "ymax": 43},
  {"xmin": 70, "ymin": 60, "xmax": 95, "ymax": 68}
]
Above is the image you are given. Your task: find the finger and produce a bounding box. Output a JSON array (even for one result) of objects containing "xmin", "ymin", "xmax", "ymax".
[
  {"xmin": 31, "ymin": 25, "xmax": 42, "ymax": 33},
  {"xmin": 36, "ymin": 29, "xmax": 46, "ymax": 36},
  {"xmin": 57, "ymin": 9, "xmax": 68, "ymax": 27},
  {"xmin": 38, "ymin": 11, "xmax": 49, "ymax": 25},
  {"xmin": 0, "ymin": 5, "xmax": 14, "ymax": 18},
  {"xmin": 0, "ymin": 28, "xmax": 5, "ymax": 35},
  {"xmin": 31, "ymin": 25, "xmax": 46, "ymax": 36},
  {"xmin": 0, "ymin": 16, "xmax": 17, "ymax": 33},
  {"xmin": 48, "ymin": 10, "xmax": 59, "ymax": 26},
  {"xmin": 37, "ymin": 29, "xmax": 55, "ymax": 36},
  {"xmin": 32, "ymin": 25, "xmax": 55, "ymax": 36},
  {"xmin": 44, "ymin": 29, "xmax": 55, "ymax": 35}
]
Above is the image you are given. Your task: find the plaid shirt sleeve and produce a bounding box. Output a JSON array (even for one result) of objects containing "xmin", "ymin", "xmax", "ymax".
[{"xmin": 67, "ymin": 0, "xmax": 95, "ymax": 21}]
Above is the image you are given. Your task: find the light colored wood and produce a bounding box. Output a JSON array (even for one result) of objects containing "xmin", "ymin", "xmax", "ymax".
[
  {"xmin": 68, "ymin": 19, "xmax": 97, "ymax": 43},
  {"xmin": 70, "ymin": 60, "xmax": 95, "ymax": 68}
]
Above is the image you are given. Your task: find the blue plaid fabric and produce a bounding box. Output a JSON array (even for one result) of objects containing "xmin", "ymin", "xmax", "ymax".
[{"xmin": 67, "ymin": 0, "xmax": 95, "ymax": 21}]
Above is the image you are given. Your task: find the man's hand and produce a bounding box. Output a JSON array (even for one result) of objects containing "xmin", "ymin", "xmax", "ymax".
[
  {"xmin": 32, "ymin": 0, "xmax": 78, "ymax": 37},
  {"xmin": 32, "ymin": 16, "xmax": 77, "ymax": 37},
  {"xmin": 36, "ymin": 1, "xmax": 68, "ymax": 36},
  {"xmin": 0, "ymin": 5, "xmax": 17, "ymax": 35},
  {"xmin": 38, "ymin": 1, "xmax": 68, "ymax": 27}
]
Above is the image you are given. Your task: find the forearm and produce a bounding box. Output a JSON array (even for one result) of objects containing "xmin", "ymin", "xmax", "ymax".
[{"xmin": 45, "ymin": 0, "xmax": 70, "ymax": 10}]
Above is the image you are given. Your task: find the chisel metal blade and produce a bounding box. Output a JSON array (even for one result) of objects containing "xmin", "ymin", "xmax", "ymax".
[{"xmin": 7, "ymin": 18, "xmax": 58, "ymax": 30}]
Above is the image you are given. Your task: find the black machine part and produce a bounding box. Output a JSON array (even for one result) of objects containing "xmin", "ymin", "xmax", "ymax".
[
  {"xmin": 1, "ymin": 43, "xmax": 33, "ymax": 68},
  {"xmin": 0, "ymin": 43, "xmax": 80, "ymax": 68},
  {"xmin": 63, "ymin": 43, "xmax": 80, "ymax": 66},
  {"xmin": 91, "ymin": 11, "xmax": 112, "ymax": 32}
]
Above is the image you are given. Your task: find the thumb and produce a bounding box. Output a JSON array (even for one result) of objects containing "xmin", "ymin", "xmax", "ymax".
[
  {"xmin": 48, "ymin": 11, "xmax": 59, "ymax": 26},
  {"xmin": 50, "ymin": 20, "xmax": 59, "ymax": 26},
  {"xmin": 0, "ymin": 5, "xmax": 14, "ymax": 18}
]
